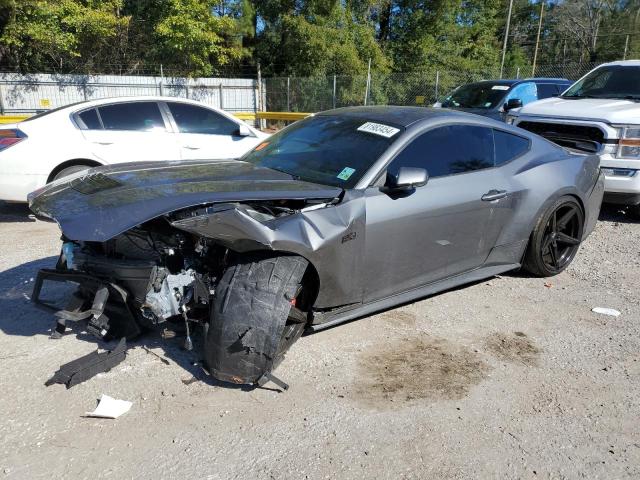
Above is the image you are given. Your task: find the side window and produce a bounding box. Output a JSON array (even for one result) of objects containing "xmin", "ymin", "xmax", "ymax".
[
  {"xmin": 537, "ymin": 83, "xmax": 558, "ymax": 99},
  {"xmin": 167, "ymin": 103, "xmax": 239, "ymax": 136},
  {"xmin": 77, "ymin": 108, "xmax": 102, "ymax": 130},
  {"xmin": 98, "ymin": 102, "xmax": 165, "ymax": 131},
  {"xmin": 505, "ymin": 82, "xmax": 538, "ymax": 105},
  {"xmin": 494, "ymin": 130, "xmax": 530, "ymax": 166},
  {"xmin": 388, "ymin": 125, "xmax": 494, "ymax": 179}
]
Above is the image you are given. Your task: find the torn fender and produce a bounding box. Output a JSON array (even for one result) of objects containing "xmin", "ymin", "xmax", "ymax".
[{"xmin": 171, "ymin": 190, "xmax": 367, "ymax": 308}]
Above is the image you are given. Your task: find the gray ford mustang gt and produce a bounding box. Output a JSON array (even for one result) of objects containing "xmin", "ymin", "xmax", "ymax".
[{"xmin": 29, "ymin": 106, "xmax": 604, "ymax": 387}]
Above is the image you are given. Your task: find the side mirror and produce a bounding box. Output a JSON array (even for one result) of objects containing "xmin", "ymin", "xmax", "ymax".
[
  {"xmin": 382, "ymin": 167, "xmax": 428, "ymax": 193},
  {"xmin": 236, "ymin": 124, "xmax": 253, "ymax": 137},
  {"xmin": 504, "ymin": 98, "xmax": 523, "ymax": 111}
]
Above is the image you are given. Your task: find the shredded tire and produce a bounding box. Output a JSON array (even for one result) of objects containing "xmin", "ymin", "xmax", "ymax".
[{"xmin": 204, "ymin": 253, "xmax": 308, "ymax": 385}]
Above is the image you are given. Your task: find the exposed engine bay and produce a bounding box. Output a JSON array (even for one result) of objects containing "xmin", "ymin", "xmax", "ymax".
[{"xmin": 33, "ymin": 199, "xmax": 326, "ymax": 387}]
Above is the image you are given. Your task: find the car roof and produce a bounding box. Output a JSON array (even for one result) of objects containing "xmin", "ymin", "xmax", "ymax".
[
  {"xmin": 598, "ymin": 60, "xmax": 640, "ymax": 67},
  {"xmin": 27, "ymin": 96, "xmax": 219, "ymax": 118},
  {"xmin": 316, "ymin": 106, "xmax": 493, "ymax": 128},
  {"xmin": 463, "ymin": 78, "xmax": 570, "ymax": 87}
]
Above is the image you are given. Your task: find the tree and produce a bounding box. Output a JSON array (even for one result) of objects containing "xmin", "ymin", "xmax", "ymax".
[{"xmin": 0, "ymin": 0, "xmax": 130, "ymax": 72}]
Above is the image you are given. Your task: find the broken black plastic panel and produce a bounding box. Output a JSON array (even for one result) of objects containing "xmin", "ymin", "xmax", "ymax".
[{"xmin": 45, "ymin": 338, "xmax": 127, "ymax": 388}]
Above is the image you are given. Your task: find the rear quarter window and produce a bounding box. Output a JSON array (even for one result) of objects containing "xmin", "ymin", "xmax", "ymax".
[
  {"xmin": 494, "ymin": 130, "xmax": 530, "ymax": 166},
  {"xmin": 76, "ymin": 108, "xmax": 102, "ymax": 130}
]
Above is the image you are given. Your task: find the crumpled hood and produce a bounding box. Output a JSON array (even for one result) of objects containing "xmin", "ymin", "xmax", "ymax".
[
  {"xmin": 29, "ymin": 159, "xmax": 342, "ymax": 242},
  {"xmin": 518, "ymin": 97, "xmax": 640, "ymax": 123}
]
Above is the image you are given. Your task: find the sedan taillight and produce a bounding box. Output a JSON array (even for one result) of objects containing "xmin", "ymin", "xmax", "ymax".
[{"xmin": 0, "ymin": 129, "xmax": 26, "ymax": 152}]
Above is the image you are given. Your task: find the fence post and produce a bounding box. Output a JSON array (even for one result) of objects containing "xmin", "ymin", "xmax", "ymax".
[
  {"xmin": 219, "ymin": 83, "xmax": 224, "ymax": 110},
  {"xmin": 0, "ymin": 80, "xmax": 5, "ymax": 115},
  {"xmin": 623, "ymin": 34, "xmax": 630, "ymax": 60},
  {"xmin": 516, "ymin": 67, "xmax": 520, "ymax": 79},
  {"xmin": 257, "ymin": 63, "xmax": 265, "ymax": 129},
  {"xmin": 332, "ymin": 75, "xmax": 336, "ymax": 109},
  {"xmin": 185, "ymin": 78, "xmax": 190, "ymax": 99},
  {"xmin": 434, "ymin": 70, "xmax": 440, "ymax": 102},
  {"xmin": 286, "ymin": 76, "xmax": 290, "ymax": 112},
  {"xmin": 159, "ymin": 64, "xmax": 164, "ymax": 96}
]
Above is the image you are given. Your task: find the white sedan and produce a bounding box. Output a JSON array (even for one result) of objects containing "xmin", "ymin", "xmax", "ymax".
[{"xmin": 0, "ymin": 96, "xmax": 268, "ymax": 202}]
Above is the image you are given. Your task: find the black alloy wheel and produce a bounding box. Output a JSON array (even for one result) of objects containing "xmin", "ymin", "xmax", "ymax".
[
  {"xmin": 523, "ymin": 196, "xmax": 584, "ymax": 277},
  {"xmin": 540, "ymin": 203, "xmax": 583, "ymax": 273}
]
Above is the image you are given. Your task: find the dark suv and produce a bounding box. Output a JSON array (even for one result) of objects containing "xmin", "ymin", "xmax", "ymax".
[{"xmin": 435, "ymin": 78, "xmax": 573, "ymax": 121}]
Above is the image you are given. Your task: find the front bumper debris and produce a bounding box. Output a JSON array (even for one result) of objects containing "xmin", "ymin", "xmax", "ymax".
[
  {"xmin": 32, "ymin": 269, "xmax": 142, "ymax": 340},
  {"xmin": 45, "ymin": 338, "xmax": 127, "ymax": 389}
]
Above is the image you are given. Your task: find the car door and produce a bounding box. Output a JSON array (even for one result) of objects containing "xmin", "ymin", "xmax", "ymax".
[
  {"xmin": 165, "ymin": 102, "xmax": 258, "ymax": 160},
  {"xmin": 78, "ymin": 101, "xmax": 180, "ymax": 164},
  {"xmin": 363, "ymin": 124, "xmax": 514, "ymax": 303}
]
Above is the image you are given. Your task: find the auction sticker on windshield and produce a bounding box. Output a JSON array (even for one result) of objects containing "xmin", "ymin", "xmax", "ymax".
[
  {"xmin": 357, "ymin": 122, "xmax": 400, "ymax": 138},
  {"xmin": 491, "ymin": 85, "xmax": 510, "ymax": 90},
  {"xmin": 337, "ymin": 167, "xmax": 356, "ymax": 181}
]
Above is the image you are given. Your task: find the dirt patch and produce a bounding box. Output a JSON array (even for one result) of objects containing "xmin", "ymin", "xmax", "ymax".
[
  {"xmin": 379, "ymin": 310, "xmax": 416, "ymax": 327},
  {"xmin": 351, "ymin": 336, "xmax": 490, "ymax": 408},
  {"xmin": 484, "ymin": 332, "xmax": 541, "ymax": 365}
]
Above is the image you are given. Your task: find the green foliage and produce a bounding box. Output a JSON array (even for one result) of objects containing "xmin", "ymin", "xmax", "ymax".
[
  {"xmin": 153, "ymin": 0, "xmax": 244, "ymax": 76},
  {"xmin": 0, "ymin": 0, "xmax": 129, "ymax": 71},
  {"xmin": 0, "ymin": 0, "xmax": 636, "ymax": 77}
]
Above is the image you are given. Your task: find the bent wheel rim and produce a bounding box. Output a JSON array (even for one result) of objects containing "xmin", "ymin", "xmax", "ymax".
[{"xmin": 540, "ymin": 203, "xmax": 582, "ymax": 272}]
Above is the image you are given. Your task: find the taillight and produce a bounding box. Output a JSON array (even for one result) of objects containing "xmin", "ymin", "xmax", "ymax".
[{"xmin": 0, "ymin": 129, "xmax": 26, "ymax": 151}]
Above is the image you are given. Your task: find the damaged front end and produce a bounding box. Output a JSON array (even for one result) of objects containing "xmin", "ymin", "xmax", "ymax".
[{"xmin": 32, "ymin": 193, "xmax": 357, "ymax": 387}]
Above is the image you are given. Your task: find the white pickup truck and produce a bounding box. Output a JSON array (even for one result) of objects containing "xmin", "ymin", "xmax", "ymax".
[{"xmin": 508, "ymin": 60, "xmax": 640, "ymax": 217}]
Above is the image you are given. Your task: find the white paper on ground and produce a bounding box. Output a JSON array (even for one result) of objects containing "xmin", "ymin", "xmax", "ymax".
[
  {"xmin": 591, "ymin": 307, "xmax": 621, "ymax": 317},
  {"xmin": 85, "ymin": 394, "xmax": 132, "ymax": 419}
]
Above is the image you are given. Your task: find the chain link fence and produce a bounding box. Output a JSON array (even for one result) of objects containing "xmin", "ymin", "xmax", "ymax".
[
  {"xmin": 263, "ymin": 62, "xmax": 602, "ymax": 113},
  {"xmin": 0, "ymin": 62, "xmax": 602, "ymax": 118}
]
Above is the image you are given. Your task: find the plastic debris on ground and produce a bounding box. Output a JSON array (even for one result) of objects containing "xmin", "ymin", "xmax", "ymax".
[
  {"xmin": 591, "ymin": 307, "xmax": 621, "ymax": 317},
  {"xmin": 85, "ymin": 394, "xmax": 132, "ymax": 419}
]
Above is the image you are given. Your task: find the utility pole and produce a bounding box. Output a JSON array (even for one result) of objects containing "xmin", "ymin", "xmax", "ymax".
[
  {"xmin": 500, "ymin": 0, "xmax": 515, "ymax": 78},
  {"xmin": 532, "ymin": 2, "xmax": 544, "ymax": 77},
  {"xmin": 364, "ymin": 58, "xmax": 372, "ymax": 106}
]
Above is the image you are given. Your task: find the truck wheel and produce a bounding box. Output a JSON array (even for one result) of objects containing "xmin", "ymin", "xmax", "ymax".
[
  {"xmin": 204, "ymin": 253, "xmax": 309, "ymax": 385},
  {"xmin": 523, "ymin": 196, "xmax": 584, "ymax": 277}
]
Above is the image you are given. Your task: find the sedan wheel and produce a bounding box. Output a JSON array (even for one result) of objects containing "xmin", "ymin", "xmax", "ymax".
[
  {"xmin": 53, "ymin": 164, "xmax": 92, "ymax": 181},
  {"xmin": 523, "ymin": 196, "xmax": 584, "ymax": 277}
]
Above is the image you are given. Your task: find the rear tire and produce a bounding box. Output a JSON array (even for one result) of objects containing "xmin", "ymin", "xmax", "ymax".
[
  {"xmin": 523, "ymin": 196, "xmax": 584, "ymax": 277},
  {"xmin": 204, "ymin": 253, "xmax": 308, "ymax": 385}
]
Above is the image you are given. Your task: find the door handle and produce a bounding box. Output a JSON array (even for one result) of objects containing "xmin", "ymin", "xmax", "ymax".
[
  {"xmin": 481, "ymin": 189, "xmax": 508, "ymax": 201},
  {"xmin": 93, "ymin": 141, "xmax": 113, "ymax": 146},
  {"xmin": 183, "ymin": 145, "xmax": 200, "ymax": 150}
]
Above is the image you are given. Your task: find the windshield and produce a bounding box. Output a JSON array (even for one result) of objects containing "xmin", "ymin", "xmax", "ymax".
[
  {"xmin": 441, "ymin": 82, "xmax": 511, "ymax": 109},
  {"xmin": 562, "ymin": 65, "xmax": 640, "ymax": 100},
  {"xmin": 242, "ymin": 115, "xmax": 402, "ymax": 188}
]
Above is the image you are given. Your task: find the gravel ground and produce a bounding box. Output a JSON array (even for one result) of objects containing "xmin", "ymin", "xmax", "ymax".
[{"xmin": 0, "ymin": 201, "xmax": 638, "ymax": 479}]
